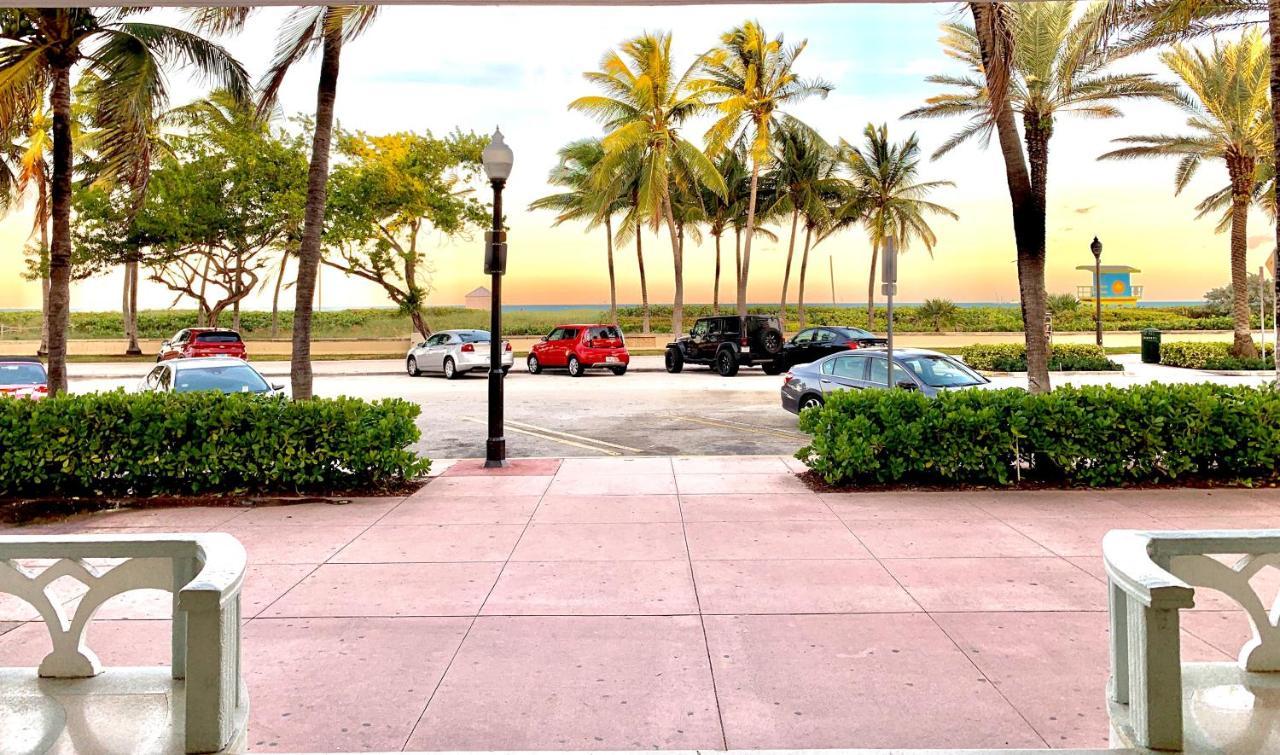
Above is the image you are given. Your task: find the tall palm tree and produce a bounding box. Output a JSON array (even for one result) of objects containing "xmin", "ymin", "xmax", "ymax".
[
  {"xmin": 196, "ymin": 6, "xmax": 379, "ymax": 399},
  {"xmin": 0, "ymin": 105, "xmax": 51, "ymax": 355},
  {"xmin": 698, "ymin": 142, "xmax": 751, "ymax": 313},
  {"xmin": 530, "ymin": 138, "xmax": 628, "ymax": 324},
  {"xmin": 0, "ymin": 9, "xmax": 249, "ymax": 395},
  {"xmin": 700, "ymin": 21, "xmax": 832, "ymax": 319},
  {"xmin": 571, "ymin": 32, "xmax": 725, "ymax": 335},
  {"xmin": 1100, "ymin": 31, "xmax": 1271, "ymax": 357},
  {"xmin": 764, "ymin": 123, "xmax": 837, "ymax": 328},
  {"xmin": 842, "ymin": 123, "xmax": 958, "ymax": 328}
]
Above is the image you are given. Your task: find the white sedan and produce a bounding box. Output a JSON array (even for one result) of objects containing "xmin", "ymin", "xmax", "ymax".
[
  {"xmin": 138, "ymin": 357, "xmax": 286, "ymax": 396},
  {"xmin": 406, "ymin": 329, "xmax": 513, "ymax": 379}
]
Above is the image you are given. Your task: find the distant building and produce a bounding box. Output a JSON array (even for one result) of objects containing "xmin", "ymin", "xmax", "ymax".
[
  {"xmin": 464, "ymin": 286, "xmax": 491, "ymax": 310},
  {"xmin": 1076, "ymin": 265, "xmax": 1143, "ymax": 307}
]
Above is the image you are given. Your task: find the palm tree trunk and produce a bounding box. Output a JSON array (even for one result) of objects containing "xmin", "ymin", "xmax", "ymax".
[
  {"xmin": 734, "ymin": 226, "xmax": 742, "ymax": 293},
  {"xmin": 664, "ymin": 195, "xmax": 683, "ymax": 336},
  {"xmin": 1024, "ymin": 111, "xmax": 1051, "ymax": 220},
  {"xmin": 1229, "ymin": 156, "xmax": 1259, "ymax": 358},
  {"xmin": 738, "ymin": 162, "xmax": 761, "ymax": 317},
  {"xmin": 290, "ymin": 11, "xmax": 343, "ymax": 400},
  {"xmin": 797, "ymin": 225, "xmax": 814, "ymax": 329},
  {"xmin": 125, "ymin": 261, "xmax": 141, "ymax": 355},
  {"xmin": 37, "ymin": 180, "xmax": 49, "ymax": 357},
  {"xmin": 1270, "ymin": 0, "xmax": 1280, "ymax": 354},
  {"xmin": 866, "ymin": 238, "xmax": 880, "ymax": 328},
  {"xmin": 45, "ymin": 61, "xmax": 73, "ymax": 396},
  {"xmin": 713, "ymin": 230, "xmax": 722, "ymax": 314},
  {"xmin": 605, "ymin": 215, "xmax": 617, "ymax": 325},
  {"xmin": 971, "ymin": 1, "xmax": 1050, "ymax": 394},
  {"xmin": 271, "ymin": 248, "xmax": 288, "ymax": 339},
  {"xmin": 779, "ymin": 208, "xmax": 799, "ymax": 329},
  {"xmin": 636, "ymin": 230, "xmax": 650, "ymax": 334}
]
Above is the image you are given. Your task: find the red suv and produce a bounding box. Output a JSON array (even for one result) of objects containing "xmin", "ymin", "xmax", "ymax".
[
  {"xmin": 157, "ymin": 328, "xmax": 247, "ymax": 362},
  {"xmin": 527, "ymin": 324, "xmax": 629, "ymax": 376}
]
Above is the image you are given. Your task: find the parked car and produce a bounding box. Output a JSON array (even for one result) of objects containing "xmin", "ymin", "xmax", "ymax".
[
  {"xmin": 778, "ymin": 326, "xmax": 888, "ymax": 370},
  {"xmin": 406, "ymin": 329, "xmax": 513, "ymax": 379},
  {"xmin": 0, "ymin": 357, "xmax": 48, "ymax": 399},
  {"xmin": 665, "ymin": 315, "xmax": 785, "ymax": 376},
  {"xmin": 138, "ymin": 357, "xmax": 284, "ymax": 396},
  {"xmin": 781, "ymin": 347, "xmax": 996, "ymax": 414},
  {"xmin": 157, "ymin": 328, "xmax": 247, "ymax": 362},
  {"xmin": 528, "ymin": 324, "xmax": 629, "ymax": 376}
]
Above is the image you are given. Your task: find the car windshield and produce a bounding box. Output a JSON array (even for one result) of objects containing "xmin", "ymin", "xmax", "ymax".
[
  {"xmin": 458, "ymin": 332, "xmax": 489, "ymax": 343},
  {"xmin": 901, "ymin": 355, "xmax": 986, "ymax": 388},
  {"xmin": 195, "ymin": 332, "xmax": 241, "ymax": 343},
  {"xmin": 173, "ymin": 364, "xmax": 272, "ymax": 394},
  {"xmin": 0, "ymin": 362, "xmax": 46, "ymax": 385}
]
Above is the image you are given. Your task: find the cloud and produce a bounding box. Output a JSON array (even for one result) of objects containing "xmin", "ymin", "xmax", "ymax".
[
  {"xmin": 1249, "ymin": 234, "xmax": 1272, "ymax": 249},
  {"xmin": 1074, "ymin": 206, "xmax": 1094, "ymax": 215}
]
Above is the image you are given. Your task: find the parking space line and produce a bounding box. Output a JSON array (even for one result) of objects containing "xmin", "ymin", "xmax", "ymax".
[
  {"xmin": 460, "ymin": 417, "xmax": 635, "ymax": 456},
  {"xmin": 670, "ymin": 413, "xmax": 810, "ymax": 442},
  {"xmin": 505, "ymin": 419, "xmax": 644, "ymax": 453}
]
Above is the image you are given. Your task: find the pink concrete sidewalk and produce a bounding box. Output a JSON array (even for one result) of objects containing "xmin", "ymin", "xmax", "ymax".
[{"xmin": 2, "ymin": 456, "xmax": 1276, "ymax": 752}]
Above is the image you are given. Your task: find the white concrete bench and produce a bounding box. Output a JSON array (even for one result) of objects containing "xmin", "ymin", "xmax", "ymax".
[
  {"xmin": 0, "ymin": 533, "xmax": 249, "ymax": 754},
  {"xmin": 1104, "ymin": 529, "xmax": 1280, "ymax": 751}
]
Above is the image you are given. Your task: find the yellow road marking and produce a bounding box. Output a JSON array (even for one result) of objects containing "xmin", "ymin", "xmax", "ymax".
[
  {"xmin": 671, "ymin": 413, "xmax": 810, "ymax": 442},
  {"xmin": 505, "ymin": 419, "xmax": 644, "ymax": 454},
  {"xmin": 460, "ymin": 417, "xmax": 629, "ymax": 456}
]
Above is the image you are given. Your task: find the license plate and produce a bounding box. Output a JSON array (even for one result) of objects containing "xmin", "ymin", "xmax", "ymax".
[{"xmin": 605, "ymin": 356, "xmax": 620, "ymax": 363}]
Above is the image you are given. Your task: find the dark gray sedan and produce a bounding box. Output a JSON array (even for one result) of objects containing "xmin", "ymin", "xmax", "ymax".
[{"xmin": 781, "ymin": 347, "xmax": 995, "ymax": 414}]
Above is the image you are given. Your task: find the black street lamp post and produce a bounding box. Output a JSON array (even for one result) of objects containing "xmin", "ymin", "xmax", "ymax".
[
  {"xmin": 482, "ymin": 129, "xmax": 513, "ymax": 468},
  {"xmin": 1090, "ymin": 236, "xmax": 1103, "ymax": 348}
]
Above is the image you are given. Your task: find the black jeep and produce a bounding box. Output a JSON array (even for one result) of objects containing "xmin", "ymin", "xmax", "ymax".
[{"xmin": 665, "ymin": 315, "xmax": 786, "ymax": 376}]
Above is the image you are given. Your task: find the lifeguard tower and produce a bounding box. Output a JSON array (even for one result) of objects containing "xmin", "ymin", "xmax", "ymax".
[{"xmin": 1077, "ymin": 265, "xmax": 1143, "ymax": 306}]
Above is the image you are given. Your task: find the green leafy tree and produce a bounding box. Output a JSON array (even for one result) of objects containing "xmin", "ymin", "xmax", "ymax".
[
  {"xmin": 571, "ymin": 32, "xmax": 725, "ymax": 335},
  {"xmin": 841, "ymin": 123, "xmax": 957, "ymax": 328},
  {"xmin": 324, "ymin": 129, "xmax": 489, "ymax": 339},
  {"xmin": 1100, "ymin": 31, "xmax": 1271, "ymax": 357},
  {"xmin": 700, "ymin": 21, "xmax": 832, "ymax": 318},
  {"xmin": 0, "ymin": 9, "xmax": 249, "ymax": 393}
]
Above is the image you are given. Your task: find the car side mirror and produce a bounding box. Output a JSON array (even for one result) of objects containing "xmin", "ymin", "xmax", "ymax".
[
  {"xmin": 540, "ymin": 335, "xmax": 549, "ymax": 342},
  {"xmin": 161, "ymin": 341, "xmax": 170, "ymax": 348},
  {"xmin": 896, "ymin": 380, "xmax": 918, "ymax": 391},
  {"xmin": 271, "ymin": 383, "xmax": 284, "ymax": 392}
]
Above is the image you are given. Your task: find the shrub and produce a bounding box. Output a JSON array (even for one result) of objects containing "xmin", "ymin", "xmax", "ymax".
[
  {"xmin": 0, "ymin": 392, "xmax": 429, "ymax": 496},
  {"xmin": 797, "ymin": 384, "xmax": 1280, "ymax": 487},
  {"xmin": 1047, "ymin": 292, "xmax": 1081, "ymax": 316},
  {"xmin": 958, "ymin": 343, "xmax": 1121, "ymax": 371},
  {"xmin": 1160, "ymin": 341, "xmax": 1275, "ymax": 370}
]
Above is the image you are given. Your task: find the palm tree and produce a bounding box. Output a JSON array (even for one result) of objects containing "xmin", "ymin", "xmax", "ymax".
[
  {"xmin": 571, "ymin": 32, "xmax": 725, "ymax": 336},
  {"xmin": 700, "ymin": 21, "xmax": 833, "ymax": 319},
  {"xmin": 842, "ymin": 123, "xmax": 957, "ymax": 328},
  {"xmin": 699, "ymin": 143, "xmax": 751, "ymax": 313},
  {"xmin": 530, "ymin": 138, "xmax": 628, "ymax": 324},
  {"xmin": 0, "ymin": 9, "xmax": 249, "ymax": 395},
  {"xmin": 1100, "ymin": 31, "xmax": 1271, "ymax": 357},
  {"xmin": 765, "ymin": 123, "xmax": 837, "ymax": 328},
  {"xmin": 0, "ymin": 105, "xmax": 51, "ymax": 355}
]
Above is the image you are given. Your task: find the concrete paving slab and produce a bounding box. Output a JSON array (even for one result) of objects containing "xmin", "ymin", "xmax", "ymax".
[
  {"xmin": 882, "ymin": 557, "xmax": 1106, "ymax": 612},
  {"xmin": 692, "ymin": 559, "xmax": 920, "ymax": 615},
  {"xmin": 847, "ymin": 519, "xmax": 1051, "ymax": 559},
  {"xmin": 262, "ymin": 562, "xmax": 503, "ymax": 618},
  {"xmin": 685, "ymin": 521, "xmax": 872, "ymax": 561},
  {"xmin": 332, "ymin": 524, "xmax": 524, "ymax": 563},
  {"xmin": 532, "ymin": 494, "xmax": 682, "ymax": 524},
  {"xmin": 679, "ymin": 493, "xmax": 835, "ymax": 523},
  {"xmin": 511, "ymin": 522, "xmax": 689, "ymax": 562},
  {"xmin": 482, "ymin": 560, "xmax": 699, "ymax": 616},
  {"xmin": 381, "ymin": 494, "xmax": 542, "ymax": 525}
]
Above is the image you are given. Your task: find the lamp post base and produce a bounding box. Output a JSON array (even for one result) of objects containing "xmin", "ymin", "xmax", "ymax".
[{"xmin": 485, "ymin": 439, "xmax": 507, "ymax": 468}]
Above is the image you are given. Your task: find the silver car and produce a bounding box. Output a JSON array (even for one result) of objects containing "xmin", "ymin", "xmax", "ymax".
[
  {"xmin": 406, "ymin": 329, "xmax": 513, "ymax": 380},
  {"xmin": 781, "ymin": 347, "xmax": 996, "ymax": 414},
  {"xmin": 137, "ymin": 357, "xmax": 286, "ymax": 396}
]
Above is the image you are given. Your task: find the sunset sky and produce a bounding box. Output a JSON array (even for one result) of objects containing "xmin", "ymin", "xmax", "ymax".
[{"xmin": 0, "ymin": 2, "xmax": 1272, "ymax": 313}]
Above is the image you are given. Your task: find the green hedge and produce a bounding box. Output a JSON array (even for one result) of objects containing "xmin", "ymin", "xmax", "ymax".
[
  {"xmin": 0, "ymin": 392, "xmax": 429, "ymax": 496},
  {"xmin": 958, "ymin": 343, "xmax": 1122, "ymax": 371},
  {"xmin": 797, "ymin": 384, "xmax": 1280, "ymax": 487},
  {"xmin": 1160, "ymin": 341, "xmax": 1276, "ymax": 370}
]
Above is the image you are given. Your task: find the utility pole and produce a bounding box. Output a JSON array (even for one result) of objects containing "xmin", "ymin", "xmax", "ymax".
[
  {"xmin": 829, "ymin": 256, "xmax": 836, "ymax": 305},
  {"xmin": 882, "ymin": 236, "xmax": 898, "ymax": 387}
]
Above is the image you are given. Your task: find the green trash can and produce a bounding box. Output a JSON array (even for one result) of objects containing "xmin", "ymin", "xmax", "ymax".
[{"xmin": 1141, "ymin": 328, "xmax": 1161, "ymax": 364}]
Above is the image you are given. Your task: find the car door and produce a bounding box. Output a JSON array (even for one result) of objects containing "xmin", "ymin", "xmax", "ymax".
[
  {"xmin": 157, "ymin": 365, "xmax": 174, "ymax": 393},
  {"xmin": 421, "ymin": 333, "xmax": 449, "ymax": 371},
  {"xmin": 687, "ymin": 320, "xmax": 709, "ymax": 360},
  {"xmin": 812, "ymin": 328, "xmax": 848, "ymax": 360},
  {"xmin": 820, "ymin": 354, "xmax": 869, "ymax": 396},
  {"xmin": 161, "ymin": 330, "xmax": 187, "ymax": 361},
  {"xmin": 555, "ymin": 328, "xmax": 579, "ymax": 366},
  {"xmin": 787, "ymin": 329, "xmax": 818, "ymax": 365},
  {"xmin": 867, "ymin": 355, "xmax": 914, "ymax": 390},
  {"xmin": 532, "ymin": 328, "xmax": 557, "ymax": 366}
]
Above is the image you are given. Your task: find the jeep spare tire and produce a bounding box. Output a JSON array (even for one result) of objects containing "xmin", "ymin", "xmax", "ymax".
[{"xmin": 760, "ymin": 328, "xmax": 784, "ymax": 355}]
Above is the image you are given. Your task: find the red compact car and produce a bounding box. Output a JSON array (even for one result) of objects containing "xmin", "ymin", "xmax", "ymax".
[
  {"xmin": 0, "ymin": 357, "xmax": 48, "ymax": 399},
  {"xmin": 527, "ymin": 324, "xmax": 629, "ymax": 376},
  {"xmin": 157, "ymin": 328, "xmax": 247, "ymax": 362}
]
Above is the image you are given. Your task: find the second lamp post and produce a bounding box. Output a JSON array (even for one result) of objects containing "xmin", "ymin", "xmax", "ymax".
[
  {"xmin": 1090, "ymin": 236, "xmax": 1103, "ymax": 347},
  {"xmin": 482, "ymin": 128, "xmax": 513, "ymax": 468}
]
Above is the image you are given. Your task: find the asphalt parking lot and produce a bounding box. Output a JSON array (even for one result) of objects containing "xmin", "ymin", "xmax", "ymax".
[{"xmin": 68, "ymin": 353, "xmax": 1277, "ymax": 460}]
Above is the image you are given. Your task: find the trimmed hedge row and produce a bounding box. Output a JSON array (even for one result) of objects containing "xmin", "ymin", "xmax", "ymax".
[
  {"xmin": 0, "ymin": 392, "xmax": 429, "ymax": 496},
  {"xmin": 958, "ymin": 343, "xmax": 1122, "ymax": 372},
  {"xmin": 797, "ymin": 384, "xmax": 1280, "ymax": 487},
  {"xmin": 1160, "ymin": 341, "xmax": 1276, "ymax": 370}
]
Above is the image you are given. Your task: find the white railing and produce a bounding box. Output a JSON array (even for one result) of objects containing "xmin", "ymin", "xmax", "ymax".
[
  {"xmin": 0, "ymin": 533, "xmax": 249, "ymax": 754},
  {"xmin": 1104, "ymin": 529, "xmax": 1280, "ymax": 750}
]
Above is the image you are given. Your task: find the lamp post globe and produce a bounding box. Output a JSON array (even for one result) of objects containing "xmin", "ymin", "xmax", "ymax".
[
  {"xmin": 483, "ymin": 128, "xmax": 513, "ymax": 468},
  {"xmin": 1091, "ymin": 236, "xmax": 1103, "ymax": 347}
]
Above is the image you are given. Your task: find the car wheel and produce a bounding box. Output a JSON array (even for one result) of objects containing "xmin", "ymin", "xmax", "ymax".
[
  {"xmin": 716, "ymin": 349, "xmax": 740, "ymax": 377},
  {"xmin": 665, "ymin": 347, "xmax": 684, "ymax": 373},
  {"xmin": 407, "ymin": 356, "xmax": 422, "ymax": 377},
  {"xmin": 761, "ymin": 329, "xmax": 784, "ymax": 355},
  {"xmin": 443, "ymin": 357, "xmax": 460, "ymax": 380},
  {"xmin": 800, "ymin": 394, "xmax": 824, "ymax": 411},
  {"xmin": 567, "ymin": 355, "xmax": 584, "ymax": 377},
  {"xmin": 610, "ymin": 366, "xmax": 627, "ymax": 376},
  {"xmin": 527, "ymin": 355, "xmax": 542, "ymax": 374},
  {"xmin": 761, "ymin": 360, "xmax": 784, "ymax": 375}
]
